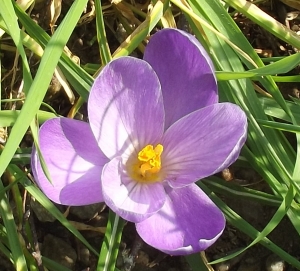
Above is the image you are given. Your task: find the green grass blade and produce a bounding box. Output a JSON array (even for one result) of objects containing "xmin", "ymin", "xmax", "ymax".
[
  {"xmin": 203, "ymin": 177, "xmax": 281, "ymax": 207},
  {"xmin": 260, "ymin": 97, "xmax": 300, "ymax": 122},
  {"xmin": 95, "ymin": 0, "xmax": 112, "ymax": 64},
  {"xmin": 0, "ymin": 179, "xmax": 27, "ymax": 271},
  {"xmin": 97, "ymin": 211, "xmax": 125, "ymax": 271},
  {"xmin": 185, "ymin": 253, "xmax": 210, "ymax": 271},
  {"xmin": 258, "ymin": 119, "xmax": 300, "ymax": 133},
  {"xmin": 217, "ymin": 53, "xmax": 300, "ymax": 80},
  {"xmin": 0, "ymin": 110, "xmax": 56, "ymax": 127}
]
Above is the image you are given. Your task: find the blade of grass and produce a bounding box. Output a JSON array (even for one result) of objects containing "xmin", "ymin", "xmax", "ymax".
[
  {"xmin": 185, "ymin": 253, "xmax": 210, "ymax": 271},
  {"xmin": 271, "ymin": 75, "xmax": 300, "ymax": 82},
  {"xmin": 0, "ymin": 179, "xmax": 27, "ymax": 271},
  {"xmin": 0, "ymin": 110, "xmax": 56, "ymax": 127},
  {"xmin": 216, "ymin": 48, "xmax": 300, "ymax": 80},
  {"xmin": 203, "ymin": 177, "xmax": 282, "ymax": 207},
  {"xmin": 97, "ymin": 211, "xmax": 125, "ymax": 271},
  {"xmin": 259, "ymin": 96, "xmax": 300, "ymax": 122},
  {"xmin": 95, "ymin": 0, "xmax": 112, "ymax": 64},
  {"xmin": 258, "ymin": 119, "xmax": 300, "ymax": 134}
]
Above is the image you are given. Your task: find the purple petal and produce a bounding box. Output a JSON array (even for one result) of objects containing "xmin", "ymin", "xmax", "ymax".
[
  {"xmin": 31, "ymin": 118, "xmax": 108, "ymax": 205},
  {"xmin": 101, "ymin": 157, "xmax": 166, "ymax": 223},
  {"xmin": 136, "ymin": 184, "xmax": 225, "ymax": 255},
  {"xmin": 88, "ymin": 57, "xmax": 165, "ymax": 159},
  {"xmin": 162, "ymin": 103, "xmax": 247, "ymax": 188},
  {"xmin": 144, "ymin": 28, "xmax": 217, "ymax": 129}
]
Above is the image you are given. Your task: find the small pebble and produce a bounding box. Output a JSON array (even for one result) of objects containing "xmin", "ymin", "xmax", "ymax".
[
  {"xmin": 291, "ymin": 25, "xmax": 299, "ymax": 32},
  {"xmin": 136, "ymin": 250, "xmax": 150, "ymax": 265},
  {"xmin": 30, "ymin": 198, "xmax": 56, "ymax": 222},
  {"xmin": 214, "ymin": 249, "xmax": 245, "ymax": 271},
  {"xmin": 266, "ymin": 254, "xmax": 285, "ymax": 271},
  {"xmin": 215, "ymin": 261, "xmax": 230, "ymax": 271},
  {"xmin": 77, "ymin": 243, "xmax": 90, "ymax": 266},
  {"xmin": 70, "ymin": 202, "xmax": 106, "ymax": 220},
  {"xmin": 42, "ymin": 234, "xmax": 77, "ymax": 269}
]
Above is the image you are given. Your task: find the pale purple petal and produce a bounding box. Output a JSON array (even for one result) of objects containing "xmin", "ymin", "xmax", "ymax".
[
  {"xmin": 136, "ymin": 184, "xmax": 225, "ymax": 255},
  {"xmin": 31, "ymin": 118, "xmax": 108, "ymax": 205},
  {"xmin": 101, "ymin": 157, "xmax": 166, "ymax": 223},
  {"xmin": 144, "ymin": 28, "xmax": 217, "ymax": 129},
  {"xmin": 88, "ymin": 57, "xmax": 164, "ymax": 159},
  {"xmin": 162, "ymin": 103, "xmax": 247, "ymax": 188}
]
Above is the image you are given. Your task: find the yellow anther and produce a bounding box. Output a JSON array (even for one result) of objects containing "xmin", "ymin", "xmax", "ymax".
[
  {"xmin": 137, "ymin": 144, "xmax": 163, "ymax": 178},
  {"xmin": 127, "ymin": 144, "xmax": 164, "ymax": 183}
]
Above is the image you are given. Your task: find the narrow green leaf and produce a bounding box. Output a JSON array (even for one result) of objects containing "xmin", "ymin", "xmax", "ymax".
[
  {"xmin": 203, "ymin": 177, "xmax": 281, "ymax": 207},
  {"xmin": 0, "ymin": 110, "xmax": 56, "ymax": 127},
  {"xmin": 185, "ymin": 253, "xmax": 210, "ymax": 271},
  {"xmin": 217, "ymin": 52, "xmax": 300, "ymax": 80},
  {"xmin": 0, "ymin": 179, "xmax": 28, "ymax": 271},
  {"xmin": 97, "ymin": 211, "xmax": 125, "ymax": 271},
  {"xmin": 95, "ymin": 0, "xmax": 112, "ymax": 64},
  {"xmin": 258, "ymin": 119, "xmax": 300, "ymax": 133},
  {"xmin": 260, "ymin": 97, "xmax": 299, "ymax": 122}
]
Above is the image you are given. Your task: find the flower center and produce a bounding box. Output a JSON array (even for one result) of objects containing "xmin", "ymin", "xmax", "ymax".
[
  {"xmin": 127, "ymin": 144, "xmax": 164, "ymax": 183},
  {"xmin": 138, "ymin": 144, "xmax": 163, "ymax": 177}
]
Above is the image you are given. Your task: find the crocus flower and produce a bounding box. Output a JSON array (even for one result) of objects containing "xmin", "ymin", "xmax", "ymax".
[{"xmin": 31, "ymin": 28, "xmax": 247, "ymax": 255}]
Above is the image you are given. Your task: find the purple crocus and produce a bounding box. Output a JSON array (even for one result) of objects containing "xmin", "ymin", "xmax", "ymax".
[{"xmin": 31, "ymin": 28, "xmax": 247, "ymax": 255}]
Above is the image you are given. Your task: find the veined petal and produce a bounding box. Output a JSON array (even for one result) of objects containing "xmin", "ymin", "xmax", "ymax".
[
  {"xmin": 101, "ymin": 157, "xmax": 166, "ymax": 223},
  {"xmin": 144, "ymin": 28, "xmax": 217, "ymax": 129},
  {"xmin": 136, "ymin": 184, "xmax": 225, "ymax": 255},
  {"xmin": 31, "ymin": 118, "xmax": 108, "ymax": 205},
  {"xmin": 88, "ymin": 57, "xmax": 165, "ymax": 159},
  {"xmin": 162, "ymin": 103, "xmax": 247, "ymax": 188}
]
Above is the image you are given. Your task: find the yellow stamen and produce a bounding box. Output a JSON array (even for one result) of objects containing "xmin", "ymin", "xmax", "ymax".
[
  {"xmin": 127, "ymin": 144, "xmax": 164, "ymax": 183},
  {"xmin": 138, "ymin": 144, "xmax": 163, "ymax": 178}
]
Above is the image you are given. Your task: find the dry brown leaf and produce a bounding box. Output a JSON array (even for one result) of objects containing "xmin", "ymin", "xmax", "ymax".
[
  {"xmin": 280, "ymin": 0, "xmax": 300, "ymax": 10},
  {"xmin": 69, "ymin": 221, "xmax": 106, "ymax": 234},
  {"xmin": 50, "ymin": 0, "xmax": 62, "ymax": 29},
  {"xmin": 112, "ymin": 0, "xmax": 141, "ymax": 25}
]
